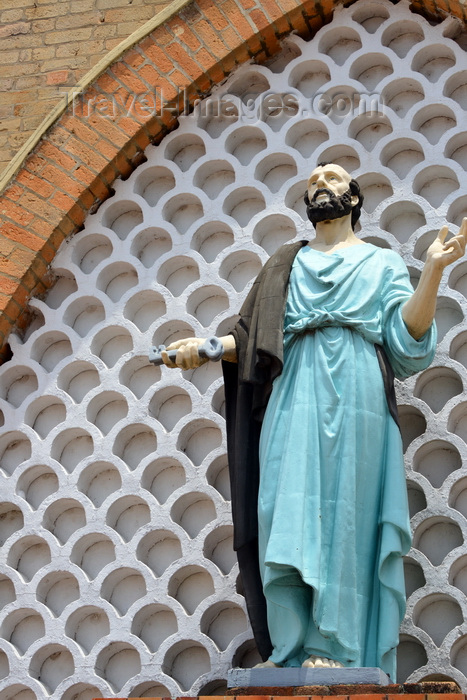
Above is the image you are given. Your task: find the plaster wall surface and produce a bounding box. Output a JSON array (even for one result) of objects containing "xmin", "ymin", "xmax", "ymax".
[{"xmin": 1, "ymin": 1, "xmax": 467, "ymax": 697}]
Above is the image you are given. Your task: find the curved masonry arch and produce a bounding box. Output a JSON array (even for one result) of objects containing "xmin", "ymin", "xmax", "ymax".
[
  {"xmin": 0, "ymin": 0, "xmax": 467, "ymax": 355},
  {"xmin": 1, "ymin": 0, "xmax": 467, "ymax": 697}
]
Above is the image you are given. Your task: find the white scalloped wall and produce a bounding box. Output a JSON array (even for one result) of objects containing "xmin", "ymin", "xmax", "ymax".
[{"xmin": 1, "ymin": 1, "xmax": 467, "ymax": 697}]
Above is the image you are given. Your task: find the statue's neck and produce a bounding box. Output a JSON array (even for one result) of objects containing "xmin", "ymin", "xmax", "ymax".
[{"xmin": 308, "ymin": 215, "xmax": 363, "ymax": 253}]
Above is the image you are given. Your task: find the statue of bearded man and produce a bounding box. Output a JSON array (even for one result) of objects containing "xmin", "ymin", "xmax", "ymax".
[{"xmin": 162, "ymin": 162, "xmax": 467, "ymax": 680}]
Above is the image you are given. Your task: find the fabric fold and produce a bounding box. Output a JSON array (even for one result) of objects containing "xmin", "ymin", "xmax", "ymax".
[{"xmin": 222, "ymin": 241, "xmax": 437, "ymax": 675}]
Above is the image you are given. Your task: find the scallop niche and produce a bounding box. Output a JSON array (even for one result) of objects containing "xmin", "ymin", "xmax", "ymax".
[{"xmin": 1, "ymin": 0, "xmax": 467, "ymax": 696}]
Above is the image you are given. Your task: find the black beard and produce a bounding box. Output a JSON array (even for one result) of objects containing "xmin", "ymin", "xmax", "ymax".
[{"xmin": 306, "ymin": 188, "xmax": 354, "ymax": 227}]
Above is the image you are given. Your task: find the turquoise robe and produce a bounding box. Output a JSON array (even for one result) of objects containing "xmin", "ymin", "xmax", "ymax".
[{"xmin": 257, "ymin": 244, "xmax": 436, "ymax": 678}]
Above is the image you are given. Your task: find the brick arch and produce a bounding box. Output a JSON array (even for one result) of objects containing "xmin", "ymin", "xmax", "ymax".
[{"xmin": 0, "ymin": 0, "xmax": 465, "ymax": 358}]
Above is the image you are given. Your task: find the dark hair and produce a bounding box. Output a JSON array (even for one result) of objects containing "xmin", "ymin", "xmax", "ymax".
[{"xmin": 304, "ymin": 161, "xmax": 364, "ymax": 230}]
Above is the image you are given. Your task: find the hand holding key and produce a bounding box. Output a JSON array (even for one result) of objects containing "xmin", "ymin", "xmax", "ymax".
[{"xmin": 149, "ymin": 336, "xmax": 224, "ymax": 369}]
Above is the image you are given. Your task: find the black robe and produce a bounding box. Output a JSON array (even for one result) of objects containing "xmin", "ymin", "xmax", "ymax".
[{"xmin": 221, "ymin": 241, "xmax": 399, "ymax": 661}]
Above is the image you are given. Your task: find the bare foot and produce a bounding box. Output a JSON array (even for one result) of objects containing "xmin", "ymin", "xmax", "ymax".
[
  {"xmin": 302, "ymin": 655, "xmax": 344, "ymax": 668},
  {"xmin": 254, "ymin": 660, "xmax": 281, "ymax": 668}
]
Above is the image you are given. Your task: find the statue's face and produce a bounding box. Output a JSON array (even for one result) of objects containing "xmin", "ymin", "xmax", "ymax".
[
  {"xmin": 305, "ymin": 163, "xmax": 358, "ymax": 226},
  {"xmin": 306, "ymin": 163, "xmax": 352, "ymax": 203}
]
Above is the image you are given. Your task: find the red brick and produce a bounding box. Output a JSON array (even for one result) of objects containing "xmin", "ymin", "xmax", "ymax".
[
  {"xmin": 47, "ymin": 223, "xmax": 70, "ymax": 252},
  {"xmin": 0, "ymin": 292, "xmax": 15, "ymax": 314},
  {"xmin": 219, "ymin": 1, "xmax": 263, "ymax": 43},
  {"xmin": 250, "ymin": 8, "xmax": 282, "ymax": 48},
  {"xmin": 0, "ymin": 237, "xmax": 15, "ymax": 258},
  {"xmin": 151, "ymin": 25, "xmax": 175, "ymax": 47},
  {"xmin": 2, "ymin": 184, "xmax": 23, "ymax": 203},
  {"xmin": 39, "ymin": 141, "xmax": 77, "ymax": 172},
  {"xmin": 206, "ymin": 61, "xmax": 228, "ymax": 86},
  {"xmin": 191, "ymin": 71, "xmax": 214, "ymax": 95},
  {"xmin": 263, "ymin": 0, "xmax": 295, "ymax": 33},
  {"xmin": 40, "ymin": 238, "xmax": 63, "ymax": 264},
  {"xmin": 138, "ymin": 64, "xmax": 176, "ymax": 96},
  {"xmin": 144, "ymin": 116, "xmax": 166, "ymax": 141},
  {"xmin": 56, "ymin": 214, "xmax": 78, "ymax": 240},
  {"xmin": 300, "ymin": 9, "xmax": 321, "ymax": 35},
  {"xmin": 319, "ymin": 0, "xmax": 336, "ymax": 15},
  {"xmin": 149, "ymin": 76, "xmax": 182, "ymax": 110},
  {"xmin": 0, "ymin": 308, "xmax": 15, "ymax": 335},
  {"xmin": 0, "ymin": 275, "xmax": 19, "ymax": 296},
  {"xmin": 195, "ymin": 47, "xmax": 219, "ymax": 71},
  {"xmin": 281, "ymin": 0, "xmax": 305, "ymax": 7},
  {"xmin": 3, "ymin": 292, "xmax": 22, "ymax": 318},
  {"xmin": 61, "ymin": 114, "xmax": 100, "ymax": 145},
  {"xmin": 77, "ymin": 187, "xmax": 97, "ymax": 211},
  {"xmin": 120, "ymin": 138, "xmax": 140, "ymax": 161},
  {"xmin": 40, "ymin": 164, "xmax": 82, "ymax": 198},
  {"xmin": 225, "ymin": 43, "xmax": 251, "ymax": 70},
  {"xmin": 94, "ymin": 138, "xmax": 118, "ymax": 160},
  {"xmin": 124, "ymin": 48, "xmax": 145, "ymax": 70},
  {"xmin": 169, "ymin": 68, "xmax": 191, "ymax": 90},
  {"xmin": 89, "ymin": 115, "xmax": 128, "ymax": 147},
  {"xmin": 0, "ymin": 199, "xmax": 35, "ymax": 227},
  {"xmin": 139, "ymin": 39, "xmax": 174, "ymax": 74},
  {"xmin": 50, "ymin": 190, "xmax": 75, "ymax": 214},
  {"xmin": 15, "ymin": 170, "xmax": 55, "ymax": 198},
  {"xmin": 73, "ymin": 163, "xmax": 95, "ymax": 186},
  {"xmin": 66, "ymin": 136, "xmax": 107, "ymax": 172},
  {"xmin": 257, "ymin": 0, "xmax": 289, "ymax": 21},
  {"xmin": 31, "ymin": 216, "xmax": 52, "ymax": 239},
  {"xmin": 111, "ymin": 61, "xmax": 150, "ymax": 96},
  {"xmin": 2, "ymin": 222, "xmax": 45, "ymax": 252},
  {"xmin": 111, "ymin": 150, "xmax": 134, "ymax": 179},
  {"xmin": 166, "ymin": 43, "xmax": 204, "ymax": 79},
  {"xmin": 200, "ymin": 2, "xmax": 230, "ymax": 30},
  {"xmin": 435, "ymin": 0, "xmax": 449, "ymax": 12},
  {"xmin": 220, "ymin": 25, "xmax": 245, "ymax": 51},
  {"xmin": 19, "ymin": 191, "xmax": 61, "ymax": 224},
  {"xmin": 118, "ymin": 115, "xmax": 145, "ymax": 138},
  {"xmin": 122, "ymin": 124, "xmax": 152, "ymax": 152},
  {"xmin": 193, "ymin": 19, "xmax": 229, "ymax": 59},
  {"xmin": 88, "ymin": 175, "xmax": 113, "ymax": 201},
  {"xmin": 46, "ymin": 69, "xmax": 69, "ymax": 85},
  {"xmin": 67, "ymin": 201, "xmax": 86, "ymax": 227},
  {"xmin": 23, "ymin": 154, "xmax": 45, "ymax": 175},
  {"xmin": 21, "ymin": 261, "xmax": 49, "ymax": 295},
  {"xmin": 124, "ymin": 94, "xmax": 157, "ymax": 123},
  {"xmin": 177, "ymin": 2, "xmax": 202, "ymax": 26},
  {"xmin": 113, "ymin": 90, "xmax": 138, "ymax": 118},
  {"xmin": 99, "ymin": 161, "xmax": 119, "ymax": 187},
  {"xmin": 95, "ymin": 72, "xmax": 121, "ymax": 94},
  {"xmin": 167, "ymin": 18, "xmax": 202, "ymax": 51},
  {"xmin": 0, "ymin": 253, "xmax": 33, "ymax": 280},
  {"xmin": 46, "ymin": 125, "xmax": 71, "ymax": 149}
]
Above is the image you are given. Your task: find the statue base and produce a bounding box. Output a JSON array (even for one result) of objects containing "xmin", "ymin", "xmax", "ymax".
[{"xmin": 227, "ymin": 667, "xmax": 390, "ymax": 688}]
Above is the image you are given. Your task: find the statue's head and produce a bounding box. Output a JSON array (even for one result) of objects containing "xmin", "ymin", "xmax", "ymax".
[{"xmin": 304, "ymin": 162, "xmax": 364, "ymax": 230}]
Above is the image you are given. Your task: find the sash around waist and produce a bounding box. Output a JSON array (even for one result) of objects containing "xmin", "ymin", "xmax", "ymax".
[{"xmin": 284, "ymin": 311, "xmax": 382, "ymax": 345}]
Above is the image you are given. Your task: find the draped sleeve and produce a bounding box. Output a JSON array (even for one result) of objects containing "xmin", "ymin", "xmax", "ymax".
[{"xmin": 381, "ymin": 250, "xmax": 437, "ymax": 379}]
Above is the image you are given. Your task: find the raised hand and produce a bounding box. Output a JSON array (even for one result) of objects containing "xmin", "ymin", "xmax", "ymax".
[
  {"xmin": 426, "ymin": 217, "xmax": 467, "ymax": 270},
  {"xmin": 403, "ymin": 216, "xmax": 467, "ymax": 339}
]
